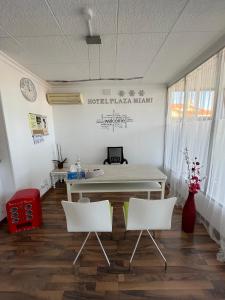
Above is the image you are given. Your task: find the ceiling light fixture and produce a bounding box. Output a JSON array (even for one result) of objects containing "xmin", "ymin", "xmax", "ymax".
[
  {"xmin": 83, "ymin": 7, "xmax": 93, "ymax": 36},
  {"xmin": 82, "ymin": 7, "xmax": 101, "ymax": 45}
]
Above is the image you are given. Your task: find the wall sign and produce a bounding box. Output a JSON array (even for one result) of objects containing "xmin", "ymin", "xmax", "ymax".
[
  {"xmin": 88, "ymin": 89, "xmax": 153, "ymax": 105},
  {"xmin": 96, "ymin": 110, "xmax": 133, "ymax": 132},
  {"xmin": 28, "ymin": 113, "xmax": 48, "ymax": 144}
]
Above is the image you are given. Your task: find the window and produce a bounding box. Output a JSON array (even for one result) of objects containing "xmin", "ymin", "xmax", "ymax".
[
  {"xmin": 186, "ymin": 90, "xmax": 215, "ymax": 119},
  {"xmin": 168, "ymin": 79, "xmax": 185, "ymax": 120}
]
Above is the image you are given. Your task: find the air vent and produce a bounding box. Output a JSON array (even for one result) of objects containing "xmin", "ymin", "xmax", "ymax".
[{"xmin": 46, "ymin": 93, "xmax": 84, "ymax": 105}]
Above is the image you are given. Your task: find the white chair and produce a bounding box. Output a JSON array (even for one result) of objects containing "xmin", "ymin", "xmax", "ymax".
[
  {"xmin": 61, "ymin": 200, "xmax": 113, "ymax": 266},
  {"xmin": 123, "ymin": 197, "xmax": 176, "ymax": 270}
]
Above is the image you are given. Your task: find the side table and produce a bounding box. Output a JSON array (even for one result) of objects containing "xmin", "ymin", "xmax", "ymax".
[{"xmin": 50, "ymin": 168, "xmax": 68, "ymax": 188}]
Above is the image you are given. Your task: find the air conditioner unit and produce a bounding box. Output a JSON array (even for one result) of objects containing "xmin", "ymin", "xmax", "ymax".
[{"xmin": 46, "ymin": 93, "xmax": 84, "ymax": 105}]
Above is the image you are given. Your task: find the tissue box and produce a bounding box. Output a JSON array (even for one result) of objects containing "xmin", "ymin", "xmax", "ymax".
[{"xmin": 67, "ymin": 171, "xmax": 85, "ymax": 180}]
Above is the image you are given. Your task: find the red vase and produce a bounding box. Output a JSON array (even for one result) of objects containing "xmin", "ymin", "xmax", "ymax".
[{"xmin": 182, "ymin": 191, "xmax": 196, "ymax": 233}]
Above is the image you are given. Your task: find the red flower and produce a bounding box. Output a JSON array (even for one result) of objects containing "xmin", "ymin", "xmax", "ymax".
[{"xmin": 184, "ymin": 148, "xmax": 203, "ymax": 195}]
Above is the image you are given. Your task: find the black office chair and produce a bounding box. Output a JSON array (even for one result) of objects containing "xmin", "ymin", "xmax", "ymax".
[{"xmin": 103, "ymin": 147, "xmax": 128, "ymax": 164}]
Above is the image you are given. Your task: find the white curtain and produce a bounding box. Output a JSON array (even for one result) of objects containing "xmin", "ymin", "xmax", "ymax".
[
  {"xmin": 164, "ymin": 78, "xmax": 186, "ymax": 204},
  {"xmin": 198, "ymin": 49, "xmax": 225, "ymax": 262},
  {"xmin": 165, "ymin": 51, "xmax": 225, "ymax": 261},
  {"xmin": 165, "ymin": 55, "xmax": 218, "ymax": 201}
]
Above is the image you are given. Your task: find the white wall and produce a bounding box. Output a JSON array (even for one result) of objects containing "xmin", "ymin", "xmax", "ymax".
[
  {"xmin": 53, "ymin": 84, "xmax": 166, "ymax": 167},
  {"xmin": 0, "ymin": 94, "xmax": 15, "ymax": 221},
  {"xmin": 0, "ymin": 52, "xmax": 55, "ymax": 200}
]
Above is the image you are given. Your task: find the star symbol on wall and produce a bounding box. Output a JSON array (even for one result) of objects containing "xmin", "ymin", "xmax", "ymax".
[
  {"xmin": 118, "ymin": 90, "xmax": 125, "ymax": 97},
  {"xmin": 129, "ymin": 90, "xmax": 135, "ymax": 96},
  {"xmin": 138, "ymin": 90, "xmax": 145, "ymax": 96}
]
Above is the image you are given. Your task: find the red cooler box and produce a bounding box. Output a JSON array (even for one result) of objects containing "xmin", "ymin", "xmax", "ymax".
[{"xmin": 6, "ymin": 189, "xmax": 42, "ymax": 233}]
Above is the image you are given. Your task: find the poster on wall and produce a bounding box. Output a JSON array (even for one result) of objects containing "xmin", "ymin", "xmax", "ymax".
[
  {"xmin": 28, "ymin": 113, "xmax": 48, "ymax": 144},
  {"xmin": 96, "ymin": 110, "xmax": 133, "ymax": 132}
]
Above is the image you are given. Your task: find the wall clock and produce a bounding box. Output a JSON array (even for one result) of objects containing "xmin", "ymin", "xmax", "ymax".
[{"xmin": 20, "ymin": 78, "xmax": 37, "ymax": 102}]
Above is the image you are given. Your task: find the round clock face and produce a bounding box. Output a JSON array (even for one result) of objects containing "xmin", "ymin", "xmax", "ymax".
[{"xmin": 20, "ymin": 78, "xmax": 37, "ymax": 102}]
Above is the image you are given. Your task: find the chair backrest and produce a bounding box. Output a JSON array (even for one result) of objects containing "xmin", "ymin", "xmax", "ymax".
[
  {"xmin": 108, "ymin": 146, "xmax": 124, "ymax": 163},
  {"xmin": 126, "ymin": 197, "xmax": 177, "ymax": 231},
  {"xmin": 61, "ymin": 200, "xmax": 112, "ymax": 232}
]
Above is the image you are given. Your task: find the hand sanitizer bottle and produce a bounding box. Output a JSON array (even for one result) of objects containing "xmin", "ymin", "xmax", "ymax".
[{"xmin": 76, "ymin": 156, "xmax": 81, "ymax": 179}]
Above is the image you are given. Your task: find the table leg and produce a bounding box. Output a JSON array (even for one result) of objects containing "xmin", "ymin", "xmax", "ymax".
[
  {"xmin": 50, "ymin": 174, "xmax": 55, "ymax": 189},
  {"xmin": 67, "ymin": 183, "xmax": 72, "ymax": 202},
  {"xmin": 147, "ymin": 191, "xmax": 151, "ymax": 199},
  {"xmin": 161, "ymin": 181, "xmax": 165, "ymax": 200}
]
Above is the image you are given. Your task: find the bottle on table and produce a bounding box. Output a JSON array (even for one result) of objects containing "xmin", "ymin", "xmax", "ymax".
[{"xmin": 76, "ymin": 156, "xmax": 82, "ymax": 179}]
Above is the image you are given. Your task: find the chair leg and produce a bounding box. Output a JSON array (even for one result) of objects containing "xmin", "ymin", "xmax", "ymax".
[
  {"xmin": 146, "ymin": 229, "xmax": 167, "ymax": 271},
  {"xmin": 95, "ymin": 232, "xmax": 111, "ymax": 266},
  {"xmin": 129, "ymin": 230, "xmax": 143, "ymax": 266},
  {"xmin": 73, "ymin": 232, "xmax": 91, "ymax": 265}
]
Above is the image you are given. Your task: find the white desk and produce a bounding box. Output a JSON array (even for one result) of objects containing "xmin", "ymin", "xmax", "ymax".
[{"xmin": 66, "ymin": 164, "xmax": 167, "ymax": 201}]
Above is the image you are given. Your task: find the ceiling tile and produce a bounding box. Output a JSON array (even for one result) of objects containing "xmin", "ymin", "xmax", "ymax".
[
  {"xmin": 0, "ymin": 0, "xmax": 225, "ymax": 84},
  {"xmin": 100, "ymin": 60, "xmax": 116, "ymax": 79},
  {"xmin": 61, "ymin": 35, "xmax": 89, "ymax": 61},
  {"xmin": 173, "ymin": 0, "xmax": 225, "ymax": 32},
  {"xmin": 0, "ymin": 37, "xmax": 25, "ymax": 59},
  {"xmin": 144, "ymin": 31, "xmax": 222, "ymax": 84},
  {"xmin": 88, "ymin": 35, "xmax": 117, "ymax": 79},
  {"xmin": 15, "ymin": 36, "xmax": 85, "ymax": 64},
  {"xmin": 118, "ymin": 0, "xmax": 187, "ymax": 33},
  {"xmin": 89, "ymin": 45, "xmax": 100, "ymax": 79},
  {"xmin": 47, "ymin": 0, "xmax": 118, "ymax": 36},
  {"xmin": 116, "ymin": 59, "xmax": 147, "ymax": 78},
  {"xmin": 0, "ymin": 0, "xmax": 62, "ymax": 36},
  {"xmin": 25, "ymin": 62, "xmax": 90, "ymax": 81},
  {"xmin": 0, "ymin": 27, "xmax": 8, "ymax": 37},
  {"xmin": 100, "ymin": 35, "xmax": 117, "ymax": 61},
  {"xmin": 99, "ymin": 34, "xmax": 117, "ymax": 78},
  {"xmin": 117, "ymin": 33, "xmax": 167, "ymax": 64}
]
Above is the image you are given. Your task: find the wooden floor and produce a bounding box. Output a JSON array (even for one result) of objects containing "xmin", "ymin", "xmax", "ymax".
[{"xmin": 0, "ymin": 184, "xmax": 225, "ymax": 300}]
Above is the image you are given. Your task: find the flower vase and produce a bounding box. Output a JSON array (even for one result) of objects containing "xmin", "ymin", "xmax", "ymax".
[{"xmin": 182, "ymin": 191, "xmax": 196, "ymax": 233}]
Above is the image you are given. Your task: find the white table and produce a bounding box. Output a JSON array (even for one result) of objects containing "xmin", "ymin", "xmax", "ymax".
[{"xmin": 66, "ymin": 164, "xmax": 167, "ymax": 202}]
